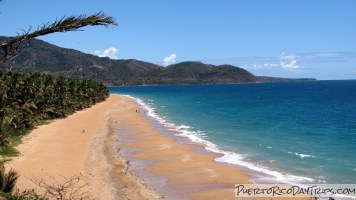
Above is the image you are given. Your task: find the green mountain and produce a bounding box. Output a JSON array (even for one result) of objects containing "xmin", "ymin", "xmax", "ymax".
[{"xmin": 0, "ymin": 36, "xmax": 315, "ymax": 85}]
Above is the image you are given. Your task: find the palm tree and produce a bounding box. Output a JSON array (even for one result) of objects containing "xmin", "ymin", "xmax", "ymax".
[
  {"xmin": 0, "ymin": 7, "xmax": 115, "ymax": 197},
  {"xmin": 0, "ymin": 72, "xmax": 109, "ymax": 147},
  {"xmin": 0, "ymin": 12, "xmax": 117, "ymax": 65}
]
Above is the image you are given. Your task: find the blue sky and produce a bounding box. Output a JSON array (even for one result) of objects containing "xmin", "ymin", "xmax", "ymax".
[{"xmin": 1, "ymin": 0, "xmax": 356, "ymax": 80}]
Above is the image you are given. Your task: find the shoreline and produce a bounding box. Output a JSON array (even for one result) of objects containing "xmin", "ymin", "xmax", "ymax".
[
  {"xmin": 6, "ymin": 95, "xmax": 160, "ymax": 199},
  {"xmin": 123, "ymin": 94, "xmax": 314, "ymax": 185},
  {"xmin": 6, "ymin": 94, "xmax": 313, "ymax": 199},
  {"xmin": 113, "ymin": 94, "xmax": 313, "ymax": 199},
  {"xmin": 112, "ymin": 95, "xmax": 252, "ymax": 199}
]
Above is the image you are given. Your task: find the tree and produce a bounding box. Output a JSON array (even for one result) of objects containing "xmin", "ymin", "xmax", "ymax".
[
  {"xmin": 0, "ymin": 10, "xmax": 117, "ymax": 64},
  {"xmin": 0, "ymin": 3, "xmax": 116, "ymax": 197}
]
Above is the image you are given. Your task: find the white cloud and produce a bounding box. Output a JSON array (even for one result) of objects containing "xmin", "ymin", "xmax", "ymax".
[
  {"xmin": 163, "ymin": 53, "xmax": 177, "ymax": 67},
  {"xmin": 92, "ymin": 47, "xmax": 118, "ymax": 59},
  {"xmin": 246, "ymin": 53, "xmax": 301, "ymax": 71},
  {"xmin": 279, "ymin": 53, "xmax": 300, "ymax": 70}
]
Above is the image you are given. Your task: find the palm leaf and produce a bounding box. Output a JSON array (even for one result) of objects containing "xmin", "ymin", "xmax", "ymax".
[
  {"xmin": 0, "ymin": 166, "xmax": 19, "ymax": 193},
  {"xmin": 0, "ymin": 12, "xmax": 117, "ymax": 64}
]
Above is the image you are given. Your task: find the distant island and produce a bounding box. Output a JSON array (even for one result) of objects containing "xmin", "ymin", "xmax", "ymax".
[{"xmin": 0, "ymin": 36, "xmax": 316, "ymax": 85}]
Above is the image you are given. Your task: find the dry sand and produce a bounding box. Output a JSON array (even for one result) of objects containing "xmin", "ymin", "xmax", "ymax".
[
  {"xmin": 7, "ymin": 95, "xmax": 160, "ymax": 199},
  {"xmin": 7, "ymin": 94, "xmax": 313, "ymax": 200}
]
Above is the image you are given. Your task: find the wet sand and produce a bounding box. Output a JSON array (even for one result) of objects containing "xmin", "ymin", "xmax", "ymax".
[
  {"xmin": 7, "ymin": 94, "xmax": 312, "ymax": 200},
  {"xmin": 114, "ymin": 95, "xmax": 312, "ymax": 200},
  {"xmin": 113, "ymin": 95, "xmax": 251, "ymax": 199}
]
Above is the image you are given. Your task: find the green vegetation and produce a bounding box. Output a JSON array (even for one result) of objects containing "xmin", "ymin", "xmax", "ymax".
[
  {"xmin": 0, "ymin": 190, "xmax": 41, "ymax": 200},
  {"xmin": 0, "ymin": 72, "xmax": 109, "ymax": 156},
  {"xmin": 0, "ymin": 5, "xmax": 116, "ymax": 198},
  {"xmin": 0, "ymin": 165, "xmax": 41, "ymax": 199},
  {"xmin": 0, "ymin": 165, "xmax": 18, "ymax": 193}
]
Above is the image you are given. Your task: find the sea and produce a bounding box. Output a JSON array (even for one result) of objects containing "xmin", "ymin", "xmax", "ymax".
[{"xmin": 109, "ymin": 80, "xmax": 356, "ymax": 185}]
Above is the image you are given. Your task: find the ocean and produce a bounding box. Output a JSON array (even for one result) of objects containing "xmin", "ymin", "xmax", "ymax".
[{"xmin": 109, "ymin": 80, "xmax": 356, "ymax": 184}]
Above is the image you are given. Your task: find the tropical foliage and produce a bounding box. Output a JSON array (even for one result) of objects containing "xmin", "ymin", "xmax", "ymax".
[
  {"xmin": 0, "ymin": 164, "xmax": 40, "ymax": 200},
  {"xmin": 0, "ymin": 72, "xmax": 109, "ymax": 155},
  {"xmin": 0, "ymin": 165, "xmax": 18, "ymax": 193},
  {"xmin": 0, "ymin": 191, "xmax": 41, "ymax": 200}
]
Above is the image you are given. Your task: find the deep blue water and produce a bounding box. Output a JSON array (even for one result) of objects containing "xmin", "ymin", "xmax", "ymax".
[{"xmin": 109, "ymin": 81, "xmax": 356, "ymax": 184}]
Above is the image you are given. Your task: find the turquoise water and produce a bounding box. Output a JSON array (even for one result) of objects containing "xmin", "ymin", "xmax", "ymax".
[{"xmin": 109, "ymin": 81, "xmax": 356, "ymax": 184}]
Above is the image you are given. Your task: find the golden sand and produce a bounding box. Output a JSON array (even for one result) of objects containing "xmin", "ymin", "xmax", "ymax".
[
  {"xmin": 7, "ymin": 95, "xmax": 312, "ymax": 200},
  {"xmin": 7, "ymin": 95, "xmax": 159, "ymax": 199}
]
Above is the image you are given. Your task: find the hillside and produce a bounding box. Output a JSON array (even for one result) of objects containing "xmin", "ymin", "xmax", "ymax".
[
  {"xmin": 0, "ymin": 36, "xmax": 161, "ymax": 85},
  {"xmin": 0, "ymin": 36, "xmax": 315, "ymax": 85}
]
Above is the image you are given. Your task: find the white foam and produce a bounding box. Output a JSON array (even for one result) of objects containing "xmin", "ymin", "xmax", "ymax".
[
  {"xmin": 123, "ymin": 95, "xmax": 315, "ymax": 185},
  {"xmin": 295, "ymin": 153, "xmax": 316, "ymax": 158},
  {"xmin": 176, "ymin": 125, "xmax": 191, "ymax": 130},
  {"xmin": 215, "ymin": 153, "xmax": 314, "ymax": 184}
]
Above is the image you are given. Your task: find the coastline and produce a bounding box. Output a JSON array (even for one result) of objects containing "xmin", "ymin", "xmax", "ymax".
[
  {"xmin": 110, "ymin": 94, "xmax": 313, "ymax": 199},
  {"xmin": 6, "ymin": 94, "xmax": 313, "ymax": 199},
  {"xmin": 114, "ymin": 95, "xmax": 252, "ymax": 199},
  {"xmin": 6, "ymin": 95, "xmax": 160, "ymax": 199}
]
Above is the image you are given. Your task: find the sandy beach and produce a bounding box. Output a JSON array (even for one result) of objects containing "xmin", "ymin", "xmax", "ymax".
[
  {"xmin": 114, "ymin": 96, "xmax": 252, "ymax": 199},
  {"xmin": 7, "ymin": 94, "xmax": 312, "ymax": 199},
  {"xmin": 6, "ymin": 95, "xmax": 160, "ymax": 199}
]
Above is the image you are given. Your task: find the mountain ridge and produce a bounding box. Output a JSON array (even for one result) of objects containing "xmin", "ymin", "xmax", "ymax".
[{"xmin": 0, "ymin": 36, "xmax": 316, "ymax": 85}]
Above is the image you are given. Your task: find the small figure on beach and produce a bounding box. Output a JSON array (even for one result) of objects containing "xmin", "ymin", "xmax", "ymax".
[
  {"xmin": 81, "ymin": 129, "xmax": 85, "ymax": 134},
  {"xmin": 125, "ymin": 160, "xmax": 130, "ymax": 174}
]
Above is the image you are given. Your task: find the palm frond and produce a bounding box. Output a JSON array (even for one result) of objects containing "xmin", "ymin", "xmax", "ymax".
[
  {"xmin": 0, "ymin": 166, "xmax": 19, "ymax": 193},
  {"xmin": 0, "ymin": 12, "xmax": 117, "ymax": 64}
]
